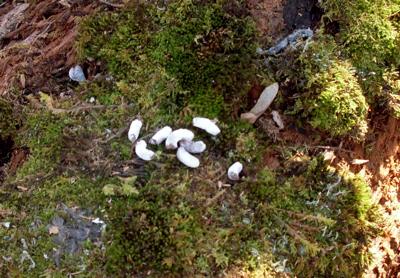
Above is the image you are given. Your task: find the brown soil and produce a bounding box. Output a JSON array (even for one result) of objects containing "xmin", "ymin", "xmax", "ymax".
[
  {"xmin": 0, "ymin": 1, "xmax": 98, "ymax": 97},
  {"xmin": 353, "ymin": 117, "xmax": 400, "ymax": 277},
  {"xmin": 7, "ymin": 148, "xmax": 29, "ymax": 176},
  {"xmin": 247, "ymin": 0, "xmax": 322, "ymax": 41},
  {"xmin": 283, "ymin": 0, "xmax": 322, "ymax": 30},
  {"xmin": 246, "ymin": 0, "xmax": 286, "ymax": 40}
]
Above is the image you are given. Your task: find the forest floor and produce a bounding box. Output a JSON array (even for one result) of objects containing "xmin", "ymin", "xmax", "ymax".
[{"xmin": 0, "ymin": 0, "xmax": 399, "ymax": 277}]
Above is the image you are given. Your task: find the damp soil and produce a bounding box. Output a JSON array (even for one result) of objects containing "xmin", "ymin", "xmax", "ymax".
[
  {"xmin": 0, "ymin": 0, "xmax": 98, "ymax": 96},
  {"xmin": 283, "ymin": 0, "xmax": 323, "ymax": 31},
  {"xmin": 0, "ymin": 136, "xmax": 13, "ymax": 167},
  {"xmin": 247, "ymin": 0, "xmax": 323, "ymax": 40},
  {"xmin": 0, "ymin": 136, "xmax": 13, "ymax": 182}
]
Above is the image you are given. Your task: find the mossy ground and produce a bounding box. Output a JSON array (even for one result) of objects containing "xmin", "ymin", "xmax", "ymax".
[{"xmin": 1, "ymin": 0, "xmax": 398, "ymax": 276}]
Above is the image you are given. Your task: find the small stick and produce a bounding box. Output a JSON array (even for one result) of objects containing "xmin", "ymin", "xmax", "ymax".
[{"xmin": 99, "ymin": 0, "xmax": 124, "ymax": 8}]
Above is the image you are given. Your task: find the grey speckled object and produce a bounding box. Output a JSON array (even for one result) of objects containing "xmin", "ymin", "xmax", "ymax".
[
  {"xmin": 269, "ymin": 28, "xmax": 313, "ymax": 55},
  {"xmin": 0, "ymin": 4, "xmax": 30, "ymax": 41},
  {"xmin": 49, "ymin": 204, "xmax": 105, "ymax": 267},
  {"xmin": 68, "ymin": 65, "xmax": 86, "ymax": 82},
  {"xmin": 257, "ymin": 28, "xmax": 314, "ymax": 56}
]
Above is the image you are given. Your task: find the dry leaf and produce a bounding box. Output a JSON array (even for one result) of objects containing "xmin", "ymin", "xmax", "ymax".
[
  {"xmin": 271, "ymin": 110, "xmax": 284, "ymax": 129},
  {"xmin": 20, "ymin": 74, "xmax": 26, "ymax": 88},
  {"xmin": 323, "ymin": 151, "xmax": 336, "ymax": 162},
  {"xmin": 162, "ymin": 257, "xmax": 174, "ymax": 267},
  {"xmin": 48, "ymin": 225, "xmax": 59, "ymax": 235},
  {"xmin": 241, "ymin": 83, "xmax": 279, "ymax": 124},
  {"xmin": 351, "ymin": 159, "xmax": 369, "ymax": 165},
  {"xmin": 17, "ymin": 186, "xmax": 28, "ymax": 192}
]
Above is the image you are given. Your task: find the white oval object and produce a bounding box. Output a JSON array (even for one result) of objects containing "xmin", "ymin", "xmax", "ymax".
[
  {"xmin": 271, "ymin": 110, "xmax": 284, "ymax": 130},
  {"xmin": 192, "ymin": 117, "xmax": 221, "ymax": 136},
  {"xmin": 165, "ymin": 129, "xmax": 194, "ymax": 150},
  {"xmin": 227, "ymin": 162, "xmax": 243, "ymax": 181},
  {"xmin": 149, "ymin": 126, "xmax": 172, "ymax": 145},
  {"xmin": 68, "ymin": 65, "xmax": 86, "ymax": 82},
  {"xmin": 351, "ymin": 159, "xmax": 369, "ymax": 165},
  {"xmin": 180, "ymin": 140, "xmax": 206, "ymax": 154},
  {"xmin": 177, "ymin": 147, "xmax": 200, "ymax": 168},
  {"xmin": 240, "ymin": 83, "xmax": 279, "ymax": 124},
  {"xmin": 128, "ymin": 119, "xmax": 143, "ymax": 143},
  {"xmin": 135, "ymin": 140, "xmax": 155, "ymax": 161}
]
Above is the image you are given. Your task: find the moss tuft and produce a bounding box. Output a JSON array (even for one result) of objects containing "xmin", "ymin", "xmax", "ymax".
[
  {"xmin": 291, "ymin": 38, "xmax": 369, "ymax": 138},
  {"xmin": 76, "ymin": 0, "xmax": 262, "ymax": 121},
  {"xmin": 245, "ymin": 156, "xmax": 382, "ymax": 276},
  {"xmin": 306, "ymin": 60, "xmax": 368, "ymax": 138},
  {"xmin": 0, "ymin": 99, "xmax": 18, "ymax": 140}
]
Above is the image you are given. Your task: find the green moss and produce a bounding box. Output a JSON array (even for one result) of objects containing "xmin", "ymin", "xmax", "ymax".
[
  {"xmin": 270, "ymin": 33, "xmax": 369, "ymax": 138},
  {"xmin": 320, "ymin": 0, "xmax": 400, "ymax": 98},
  {"xmin": 1, "ymin": 1, "xmax": 387, "ymax": 276},
  {"xmin": 13, "ymin": 111, "xmax": 71, "ymax": 179},
  {"xmin": 269, "ymin": 0, "xmax": 399, "ymax": 135},
  {"xmin": 100, "ymin": 153, "xmax": 381, "ymax": 276},
  {"xmin": 77, "ymin": 0, "xmax": 262, "ymax": 122},
  {"xmin": 105, "ymin": 180, "xmax": 203, "ymax": 275},
  {"xmin": 0, "ymin": 99, "xmax": 18, "ymax": 140},
  {"xmin": 383, "ymin": 69, "xmax": 400, "ymax": 118},
  {"xmin": 244, "ymin": 156, "xmax": 382, "ymax": 277},
  {"xmin": 293, "ymin": 43, "xmax": 368, "ymax": 138},
  {"xmin": 235, "ymin": 131, "xmax": 260, "ymax": 163},
  {"xmin": 321, "ymin": 0, "xmax": 399, "ymax": 70},
  {"xmin": 307, "ymin": 61, "xmax": 368, "ymax": 138}
]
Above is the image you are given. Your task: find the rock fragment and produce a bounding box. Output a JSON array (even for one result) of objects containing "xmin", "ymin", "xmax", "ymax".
[
  {"xmin": 257, "ymin": 28, "xmax": 314, "ymax": 55},
  {"xmin": 68, "ymin": 65, "xmax": 86, "ymax": 82}
]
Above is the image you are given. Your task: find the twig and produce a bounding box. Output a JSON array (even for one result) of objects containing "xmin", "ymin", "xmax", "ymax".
[
  {"xmin": 99, "ymin": 0, "xmax": 124, "ymax": 8},
  {"xmin": 268, "ymin": 206, "xmax": 335, "ymax": 225},
  {"xmin": 68, "ymin": 271, "xmax": 84, "ymax": 277},
  {"xmin": 309, "ymin": 145, "xmax": 354, "ymax": 154},
  {"xmin": 53, "ymin": 104, "xmax": 119, "ymax": 114},
  {"xmin": 98, "ymin": 125, "xmax": 129, "ymax": 143},
  {"xmin": 206, "ymin": 189, "xmax": 226, "ymax": 206}
]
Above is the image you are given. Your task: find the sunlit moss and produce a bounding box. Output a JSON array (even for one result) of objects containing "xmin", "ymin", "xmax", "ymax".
[
  {"xmin": 245, "ymin": 156, "xmax": 382, "ymax": 276},
  {"xmin": 291, "ymin": 38, "xmax": 369, "ymax": 138}
]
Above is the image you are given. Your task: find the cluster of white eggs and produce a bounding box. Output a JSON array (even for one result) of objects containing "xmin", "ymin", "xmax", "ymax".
[{"xmin": 128, "ymin": 117, "xmax": 243, "ymax": 181}]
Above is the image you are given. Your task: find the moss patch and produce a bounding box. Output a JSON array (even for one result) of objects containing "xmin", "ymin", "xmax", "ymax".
[
  {"xmin": 0, "ymin": 0, "xmax": 389, "ymax": 276},
  {"xmin": 77, "ymin": 0, "xmax": 266, "ymax": 121},
  {"xmin": 295, "ymin": 56, "xmax": 368, "ymax": 139},
  {"xmin": 245, "ymin": 156, "xmax": 382, "ymax": 276}
]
